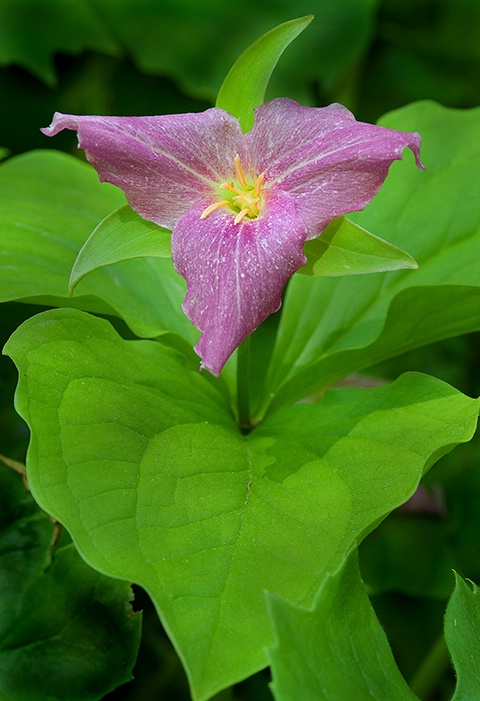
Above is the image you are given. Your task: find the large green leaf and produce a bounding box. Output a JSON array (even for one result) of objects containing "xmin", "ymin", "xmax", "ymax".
[
  {"xmin": 261, "ymin": 102, "xmax": 480, "ymax": 416},
  {"xmin": 0, "ymin": 150, "xmax": 195, "ymax": 342},
  {"xmin": 0, "ymin": 463, "xmax": 141, "ymax": 701},
  {"xmin": 267, "ymin": 551, "xmax": 419, "ymax": 701},
  {"xmin": 5, "ymin": 308, "xmax": 478, "ymax": 700},
  {"xmin": 215, "ymin": 15, "xmax": 313, "ymax": 131}
]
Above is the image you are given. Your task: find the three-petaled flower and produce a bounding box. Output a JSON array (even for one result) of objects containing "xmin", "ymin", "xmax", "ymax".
[{"xmin": 42, "ymin": 98, "xmax": 423, "ymax": 375}]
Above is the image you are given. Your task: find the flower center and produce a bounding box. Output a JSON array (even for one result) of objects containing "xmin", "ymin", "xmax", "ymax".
[{"xmin": 201, "ymin": 154, "xmax": 264, "ymax": 225}]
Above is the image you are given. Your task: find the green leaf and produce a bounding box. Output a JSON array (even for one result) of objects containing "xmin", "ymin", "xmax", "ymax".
[
  {"xmin": 5, "ymin": 308, "xmax": 479, "ymax": 699},
  {"xmin": 299, "ymin": 216, "xmax": 418, "ymax": 277},
  {"xmin": 215, "ymin": 15, "xmax": 313, "ymax": 131},
  {"xmin": 0, "ymin": 463, "xmax": 141, "ymax": 701},
  {"xmin": 69, "ymin": 203, "xmax": 171, "ymax": 295},
  {"xmin": 446, "ymin": 573, "xmax": 480, "ymax": 700},
  {"xmin": 0, "ymin": 0, "xmax": 119, "ymax": 85},
  {"xmin": 0, "ymin": 150, "xmax": 195, "ymax": 342},
  {"xmin": 267, "ymin": 551, "xmax": 419, "ymax": 701},
  {"xmin": 261, "ymin": 102, "xmax": 480, "ymax": 416}
]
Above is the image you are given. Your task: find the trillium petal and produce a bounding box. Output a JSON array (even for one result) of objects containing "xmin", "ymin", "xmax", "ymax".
[
  {"xmin": 245, "ymin": 99, "xmax": 355, "ymax": 173},
  {"xmin": 246, "ymin": 98, "xmax": 424, "ymax": 238},
  {"xmin": 41, "ymin": 110, "xmax": 244, "ymax": 229},
  {"xmin": 172, "ymin": 194, "xmax": 307, "ymax": 376}
]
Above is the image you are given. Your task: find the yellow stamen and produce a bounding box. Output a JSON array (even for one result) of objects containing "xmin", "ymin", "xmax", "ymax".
[
  {"xmin": 234, "ymin": 154, "xmax": 248, "ymax": 189},
  {"xmin": 253, "ymin": 173, "xmax": 264, "ymax": 198},
  {"xmin": 200, "ymin": 199, "xmax": 231, "ymax": 219},
  {"xmin": 220, "ymin": 181, "xmax": 237, "ymax": 193},
  {"xmin": 234, "ymin": 208, "xmax": 250, "ymax": 225}
]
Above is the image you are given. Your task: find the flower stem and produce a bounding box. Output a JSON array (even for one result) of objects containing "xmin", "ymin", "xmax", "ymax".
[
  {"xmin": 409, "ymin": 633, "xmax": 451, "ymax": 700},
  {"xmin": 236, "ymin": 337, "xmax": 251, "ymax": 433}
]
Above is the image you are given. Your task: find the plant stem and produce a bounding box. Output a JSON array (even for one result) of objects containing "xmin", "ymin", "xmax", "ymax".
[
  {"xmin": 409, "ymin": 634, "xmax": 451, "ymax": 700},
  {"xmin": 236, "ymin": 337, "xmax": 251, "ymax": 432}
]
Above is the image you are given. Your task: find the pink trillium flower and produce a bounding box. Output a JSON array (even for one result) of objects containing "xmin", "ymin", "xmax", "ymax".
[{"xmin": 42, "ymin": 98, "xmax": 423, "ymax": 376}]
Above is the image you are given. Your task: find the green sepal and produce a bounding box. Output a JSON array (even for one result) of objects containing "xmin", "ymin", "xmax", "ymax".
[
  {"xmin": 216, "ymin": 15, "xmax": 314, "ymax": 132},
  {"xmin": 69, "ymin": 203, "xmax": 171, "ymax": 295},
  {"xmin": 299, "ymin": 216, "xmax": 418, "ymax": 277}
]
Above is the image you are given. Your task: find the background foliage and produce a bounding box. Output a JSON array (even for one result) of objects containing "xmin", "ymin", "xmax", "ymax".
[{"xmin": 1, "ymin": 1, "xmax": 480, "ymax": 699}]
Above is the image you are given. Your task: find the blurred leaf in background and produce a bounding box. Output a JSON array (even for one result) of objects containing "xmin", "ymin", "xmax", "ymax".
[
  {"xmin": 0, "ymin": 462, "xmax": 142, "ymax": 701},
  {"xmin": 361, "ymin": 0, "xmax": 480, "ymax": 120},
  {"xmin": 0, "ymin": 0, "xmax": 119, "ymax": 84}
]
